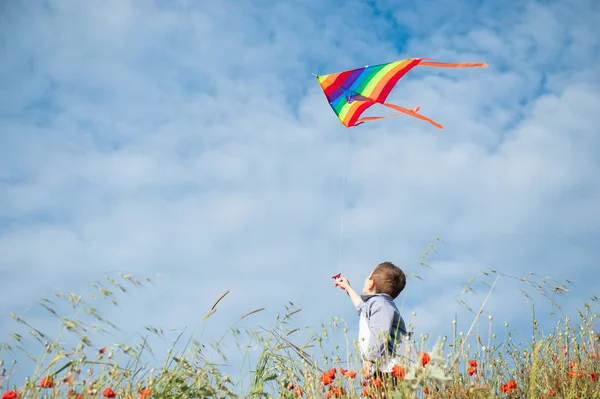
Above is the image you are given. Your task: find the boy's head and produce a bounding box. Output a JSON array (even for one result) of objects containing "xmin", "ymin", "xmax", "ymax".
[{"xmin": 362, "ymin": 261, "xmax": 406, "ymax": 298}]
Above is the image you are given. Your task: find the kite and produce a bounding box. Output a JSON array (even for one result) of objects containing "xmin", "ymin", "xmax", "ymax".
[{"xmin": 315, "ymin": 58, "xmax": 487, "ymax": 129}]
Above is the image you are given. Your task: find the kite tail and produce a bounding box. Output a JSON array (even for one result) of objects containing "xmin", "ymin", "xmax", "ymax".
[
  {"xmin": 418, "ymin": 61, "xmax": 488, "ymax": 68},
  {"xmin": 355, "ymin": 104, "xmax": 442, "ymax": 129}
]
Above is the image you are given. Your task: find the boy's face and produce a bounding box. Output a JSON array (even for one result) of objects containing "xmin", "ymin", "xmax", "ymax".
[{"xmin": 362, "ymin": 271, "xmax": 376, "ymax": 295}]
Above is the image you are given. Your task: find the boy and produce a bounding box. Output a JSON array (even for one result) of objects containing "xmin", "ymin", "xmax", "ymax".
[{"xmin": 334, "ymin": 262, "xmax": 411, "ymax": 380}]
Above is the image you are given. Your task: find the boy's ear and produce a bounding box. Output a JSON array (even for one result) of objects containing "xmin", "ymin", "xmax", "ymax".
[{"xmin": 368, "ymin": 279, "xmax": 376, "ymax": 290}]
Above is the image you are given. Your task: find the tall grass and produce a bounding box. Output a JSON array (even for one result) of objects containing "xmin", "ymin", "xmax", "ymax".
[{"xmin": 1, "ymin": 247, "xmax": 598, "ymax": 398}]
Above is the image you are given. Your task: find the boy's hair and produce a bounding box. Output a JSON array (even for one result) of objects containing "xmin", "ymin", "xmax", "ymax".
[{"xmin": 371, "ymin": 261, "xmax": 406, "ymax": 299}]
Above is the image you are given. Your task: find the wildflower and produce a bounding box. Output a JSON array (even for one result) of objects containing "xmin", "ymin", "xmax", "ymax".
[
  {"xmin": 591, "ymin": 372, "xmax": 597, "ymax": 381},
  {"xmin": 548, "ymin": 390, "xmax": 556, "ymax": 397},
  {"xmin": 468, "ymin": 359, "xmax": 478, "ymax": 368},
  {"xmin": 67, "ymin": 391, "xmax": 83, "ymax": 399},
  {"xmin": 321, "ymin": 373, "xmax": 333, "ymax": 385},
  {"xmin": 424, "ymin": 387, "xmax": 430, "ymax": 394},
  {"xmin": 40, "ymin": 375, "xmax": 54, "ymax": 388},
  {"xmin": 468, "ymin": 366, "xmax": 477, "ymax": 376},
  {"xmin": 342, "ymin": 369, "xmax": 356, "ymax": 379},
  {"xmin": 361, "ymin": 388, "xmax": 375, "ymax": 398},
  {"xmin": 140, "ymin": 388, "xmax": 152, "ymax": 399},
  {"xmin": 419, "ymin": 352, "xmax": 431, "ymax": 367},
  {"xmin": 371, "ymin": 377, "xmax": 383, "ymax": 388},
  {"xmin": 326, "ymin": 385, "xmax": 345, "ymax": 398},
  {"xmin": 568, "ymin": 361, "xmax": 576, "ymax": 369},
  {"xmin": 99, "ymin": 347, "xmax": 108, "ymax": 354},
  {"xmin": 392, "ymin": 365, "xmax": 406, "ymax": 380},
  {"xmin": 102, "ymin": 387, "xmax": 116, "ymax": 398},
  {"xmin": 293, "ymin": 386, "xmax": 303, "ymax": 398},
  {"xmin": 501, "ymin": 380, "xmax": 517, "ymax": 393},
  {"xmin": 2, "ymin": 391, "xmax": 18, "ymax": 399}
]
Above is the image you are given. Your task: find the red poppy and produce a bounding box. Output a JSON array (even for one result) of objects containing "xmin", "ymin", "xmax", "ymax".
[
  {"xmin": 548, "ymin": 390, "xmax": 556, "ymax": 397},
  {"xmin": 2, "ymin": 391, "xmax": 18, "ymax": 399},
  {"xmin": 501, "ymin": 380, "xmax": 517, "ymax": 393},
  {"xmin": 424, "ymin": 387, "xmax": 430, "ymax": 394},
  {"xmin": 392, "ymin": 365, "xmax": 406, "ymax": 380},
  {"xmin": 468, "ymin": 359, "xmax": 478, "ymax": 368},
  {"xmin": 321, "ymin": 373, "xmax": 333, "ymax": 385},
  {"xmin": 341, "ymin": 369, "xmax": 356, "ymax": 379},
  {"xmin": 293, "ymin": 386, "xmax": 303, "ymax": 397},
  {"xmin": 568, "ymin": 361, "xmax": 576, "ymax": 369},
  {"xmin": 40, "ymin": 376, "xmax": 54, "ymax": 388},
  {"xmin": 361, "ymin": 388, "xmax": 375, "ymax": 398},
  {"xmin": 371, "ymin": 377, "xmax": 383, "ymax": 388},
  {"xmin": 326, "ymin": 385, "xmax": 345, "ymax": 398},
  {"xmin": 468, "ymin": 366, "xmax": 477, "ymax": 376},
  {"xmin": 102, "ymin": 387, "xmax": 116, "ymax": 398},
  {"xmin": 419, "ymin": 352, "xmax": 431, "ymax": 367},
  {"xmin": 591, "ymin": 372, "xmax": 597, "ymax": 381},
  {"xmin": 140, "ymin": 388, "xmax": 152, "ymax": 399},
  {"xmin": 331, "ymin": 273, "xmax": 341, "ymax": 280}
]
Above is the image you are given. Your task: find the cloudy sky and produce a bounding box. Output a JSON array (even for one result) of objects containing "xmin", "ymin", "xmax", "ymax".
[{"xmin": 1, "ymin": 0, "xmax": 599, "ymax": 388}]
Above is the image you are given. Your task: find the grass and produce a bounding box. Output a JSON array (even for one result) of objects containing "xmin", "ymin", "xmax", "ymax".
[{"xmin": 1, "ymin": 244, "xmax": 598, "ymax": 398}]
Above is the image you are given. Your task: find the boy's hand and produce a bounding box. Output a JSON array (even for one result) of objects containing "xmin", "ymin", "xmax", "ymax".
[
  {"xmin": 334, "ymin": 276, "xmax": 351, "ymax": 292},
  {"xmin": 360, "ymin": 360, "xmax": 373, "ymax": 380}
]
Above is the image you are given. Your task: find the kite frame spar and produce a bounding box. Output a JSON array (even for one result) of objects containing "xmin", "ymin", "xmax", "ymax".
[{"xmin": 315, "ymin": 58, "xmax": 488, "ymax": 129}]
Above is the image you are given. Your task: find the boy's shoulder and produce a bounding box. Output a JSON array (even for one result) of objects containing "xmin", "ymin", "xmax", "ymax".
[{"xmin": 359, "ymin": 294, "xmax": 398, "ymax": 314}]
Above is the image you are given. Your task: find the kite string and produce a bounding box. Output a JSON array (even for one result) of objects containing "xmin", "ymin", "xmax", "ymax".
[{"xmin": 338, "ymin": 129, "xmax": 349, "ymax": 272}]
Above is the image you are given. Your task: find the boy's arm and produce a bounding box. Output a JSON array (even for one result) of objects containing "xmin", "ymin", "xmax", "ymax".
[{"xmin": 334, "ymin": 277, "xmax": 364, "ymax": 309}]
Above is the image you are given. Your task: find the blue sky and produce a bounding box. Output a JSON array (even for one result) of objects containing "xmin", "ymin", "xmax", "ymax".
[{"xmin": 1, "ymin": 0, "xmax": 599, "ymax": 390}]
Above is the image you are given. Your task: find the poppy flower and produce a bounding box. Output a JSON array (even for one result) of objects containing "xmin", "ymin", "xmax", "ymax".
[
  {"xmin": 341, "ymin": 368, "xmax": 356, "ymax": 379},
  {"xmin": 40, "ymin": 376, "xmax": 54, "ymax": 388},
  {"xmin": 468, "ymin": 359, "xmax": 478, "ymax": 368},
  {"xmin": 392, "ymin": 365, "xmax": 406, "ymax": 380},
  {"xmin": 468, "ymin": 366, "xmax": 477, "ymax": 376},
  {"xmin": 140, "ymin": 388, "xmax": 152, "ymax": 399},
  {"xmin": 501, "ymin": 380, "xmax": 517, "ymax": 393},
  {"xmin": 326, "ymin": 385, "xmax": 345, "ymax": 398},
  {"xmin": 331, "ymin": 273, "xmax": 341, "ymax": 280},
  {"xmin": 102, "ymin": 387, "xmax": 116, "ymax": 398},
  {"xmin": 321, "ymin": 373, "xmax": 333, "ymax": 385},
  {"xmin": 424, "ymin": 387, "xmax": 430, "ymax": 394},
  {"xmin": 361, "ymin": 388, "xmax": 375, "ymax": 398},
  {"xmin": 419, "ymin": 352, "xmax": 431, "ymax": 367},
  {"xmin": 2, "ymin": 391, "xmax": 18, "ymax": 399},
  {"xmin": 591, "ymin": 372, "xmax": 597, "ymax": 381}
]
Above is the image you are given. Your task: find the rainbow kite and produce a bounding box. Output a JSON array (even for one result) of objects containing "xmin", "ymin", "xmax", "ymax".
[{"xmin": 315, "ymin": 58, "xmax": 487, "ymax": 129}]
